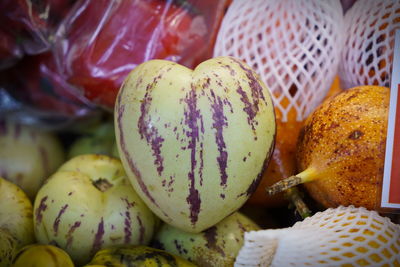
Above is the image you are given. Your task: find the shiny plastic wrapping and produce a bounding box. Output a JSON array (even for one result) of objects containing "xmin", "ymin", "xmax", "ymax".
[
  {"xmin": 0, "ymin": 52, "xmax": 98, "ymax": 130},
  {"xmin": 0, "ymin": 0, "xmax": 77, "ymax": 70},
  {"xmin": 0, "ymin": 0, "xmax": 230, "ymax": 129},
  {"xmin": 53, "ymin": 0, "xmax": 230, "ymax": 109}
]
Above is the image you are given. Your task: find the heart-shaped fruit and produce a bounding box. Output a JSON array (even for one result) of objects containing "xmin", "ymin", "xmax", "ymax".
[{"xmin": 115, "ymin": 56, "xmax": 276, "ymax": 233}]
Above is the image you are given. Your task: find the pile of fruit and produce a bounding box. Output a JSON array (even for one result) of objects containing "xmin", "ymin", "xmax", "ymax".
[{"xmin": 1, "ymin": 0, "xmax": 400, "ymax": 267}]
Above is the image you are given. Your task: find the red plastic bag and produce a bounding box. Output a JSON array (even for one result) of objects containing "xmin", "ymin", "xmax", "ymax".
[
  {"xmin": 0, "ymin": 52, "xmax": 99, "ymax": 130},
  {"xmin": 0, "ymin": 0, "xmax": 77, "ymax": 70},
  {"xmin": 0, "ymin": 27, "xmax": 23, "ymax": 70},
  {"xmin": 54, "ymin": 0, "xmax": 231, "ymax": 109}
]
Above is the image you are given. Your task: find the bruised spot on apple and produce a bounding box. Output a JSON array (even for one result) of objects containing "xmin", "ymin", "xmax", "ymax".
[
  {"xmin": 33, "ymin": 154, "xmax": 158, "ymax": 265},
  {"xmin": 115, "ymin": 56, "xmax": 276, "ymax": 233}
]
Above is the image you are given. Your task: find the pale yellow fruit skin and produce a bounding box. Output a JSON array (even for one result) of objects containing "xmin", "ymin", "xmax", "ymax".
[
  {"xmin": 0, "ymin": 177, "xmax": 35, "ymax": 247},
  {"xmin": 12, "ymin": 244, "xmax": 74, "ymax": 267},
  {"xmin": 154, "ymin": 212, "xmax": 260, "ymax": 267},
  {"xmin": 67, "ymin": 121, "xmax": 117, "ymax": 159},
  {"xmin": 0, "ymin": 120, "xmax": 65, "ymax": 199},
  {"xmin": 33, "ymin": 154, "xmax": 158, "ymax": 265},
  {"xmin": 85, "ymin": 245, "xmax": 197, "ymax": 267},
  {"xmin": 297, "ymin": 86, "xmax": 389, "ymax": 209},
  {"xmin": 115, "ymin": 57, "xmax": 276, "ymax": 233},
  {"xmin": 0, "ymin": 229, "xmax": 18, "ymax": 267}
]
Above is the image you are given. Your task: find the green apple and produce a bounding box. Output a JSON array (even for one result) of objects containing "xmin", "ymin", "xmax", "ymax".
[
  {"xmin": 0, "ymin": 177, "xmax": 35, "ymax": 247},
  {"xmin": 0, "ymin": 119, "xmax": 65, "ymax": 199},
  {"xmin": 153, "ymin": 212, "xmax": 260, "ymax": 266},
  {"xmin": 33, "ymin": 154, "xmax": 158, "ymax": 265},
  {"xmin": 115, "ymin": 56, "xmax": 276, "ymax": 233}
]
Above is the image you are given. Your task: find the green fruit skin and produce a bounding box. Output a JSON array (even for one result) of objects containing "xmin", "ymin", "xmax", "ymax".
[
  {"xmin": 153, "ymin": 212, "xmax": 260, "ymax": 267},
  {"xmin": 0, "ymin": 120, "xmax": 65, "ymax": 199},
  {"xmin": 110, "ymin": 143, "xmax": 120, "ymax": 158},
  {"xmin": 68, "ymin": 121, "xmax": 118, "ymax": 159},
  {"xmin": 12, "ymin": 244, "xmax": 74, "ymax": 267},
  {"xmin": 67, "ymin": 137, "xmax": 115, "ymax": 159},
  {"xmin": 0, "ymin": 177, "xmax": 35, "ymax": 247},
  {"xmin": 0, "ymin": 229, "xmax": 18, "ymax": 267},
  {"xmin": 33, "ymin": 154, "xmax": 158, "ymax": 266},
  {"xmin": 84, "ymin": 245, "xmax": 197, "ymax": 267},
  {"xmin": 115, "ymin": 56, "xmax": 276, "ymax": 233}
]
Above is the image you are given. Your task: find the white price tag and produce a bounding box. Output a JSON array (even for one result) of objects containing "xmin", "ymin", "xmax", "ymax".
[{"xmin": 382, "ymin": 29, "xmax": 400, "ymax": 209}]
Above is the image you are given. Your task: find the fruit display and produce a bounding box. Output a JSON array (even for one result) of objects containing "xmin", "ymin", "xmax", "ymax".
[
  {"xmin": 339, "ymin": 0, "xmax": 400, "ymax": 89},
  {"xmin": 67, "ymin": 120, "xmax": 118, "ymax": 159},
  {"xmin": 0, "ymin": 119, "xmax": 65, "ymax": 199},
  {"xmin": 235, "ymin": 206, "xmax": 400, "ymax": 266},
  {"xmin": 0, "ymin": 229, "xmax": 18, "ymax": 267},
  {"xmin": 153, "ymin": 212, "xmax": 260, "ymax": 267},
  {"xmin": 85, "ymin": 245, "xmax": 197, "ymax": 267},
  {"xmin": 33, "ymin": 154, "xmax": 159, "ymax": 265},
  {"xmin": 214, "ymin": 0, "xmax": 344, "ymax": 121},
  {"xmin": 0, "ymin": 178, "xmax": 35, "ymax": 248},
  {"xmin": 12, "ymin": 244, "xmax": 74, "ymax": 267},
  {"xmin": 267, "ymin": 86, "xmax": 389, "ymax": 210},
  {"xmin": 1, "ymin": 0, "xmax": 400, "ymax": 266},
  {"xmin": 0, "ymin": 177, "xmax": 36, "ymax": 267},
  {"xmin": 115, "ymin": 56, "xmax": 276, "ymax": 233},
  {"xmin": 213, "ymin": 0, "xmax": 345, "ymax": 216}
]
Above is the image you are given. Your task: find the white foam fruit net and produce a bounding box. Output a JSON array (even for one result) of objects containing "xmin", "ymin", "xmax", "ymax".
[
  {"xmin": 213, "ymin": 0, "xmax": 344, "ymax": 122},
  {"xmin": 339, "ymin": 0, "xmax": 400, "ymax": 90},
  {"xmin": 235, "ymin": 206, "xmax": 400, "ymax": 267}
]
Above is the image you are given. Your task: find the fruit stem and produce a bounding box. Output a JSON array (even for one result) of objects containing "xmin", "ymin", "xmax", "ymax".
[
  {"xmin": 284, "ymin": 187, "xmax": 311, "ymax": 219},
  {"xmin": 266, "ymin": 168, "xmax": 317, "ymax": 195},
  {"xmin": 93, "ymin": 178, "xmax": 113, "ymax": 192},
  {"xmin": 266, "ymin": 175, "xmax": 302, "ymax": 195}
]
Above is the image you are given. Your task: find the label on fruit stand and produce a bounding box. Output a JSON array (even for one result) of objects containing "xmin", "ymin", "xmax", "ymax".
[{"xmin": 382, "ymin": 29, "xmax": 400, "ymax": 209}]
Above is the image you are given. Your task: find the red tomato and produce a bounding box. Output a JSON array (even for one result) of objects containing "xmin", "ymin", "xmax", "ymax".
[{"xmin": 60, "ymin": 0, "xmax": 209, "ymax": 109}]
